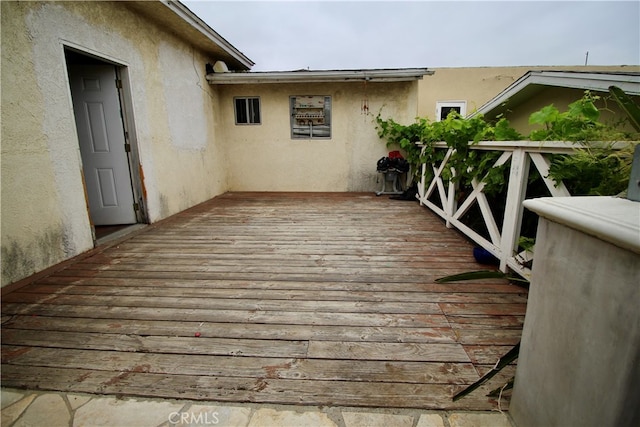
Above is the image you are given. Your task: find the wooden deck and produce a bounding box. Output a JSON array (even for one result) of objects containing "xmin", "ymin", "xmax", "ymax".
[{"xmin": 1, "ymin": 192, "xmax": 527, "ymax": 410}]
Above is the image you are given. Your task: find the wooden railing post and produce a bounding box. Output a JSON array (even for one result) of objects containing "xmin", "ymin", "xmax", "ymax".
[
  {"xmin": 499, "ymin": 148, "xmax": 530, "ymax": 272},
  {"xmin": 418, "ymin": 153, "xmax": 427, "ymax": 205},
  {"xmin": 445, "ymin": 166, "xmax": 457, "ymax": 228}
]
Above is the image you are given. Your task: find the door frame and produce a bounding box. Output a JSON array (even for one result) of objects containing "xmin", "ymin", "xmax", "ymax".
[
  {"xmin": 114, "ymin": 66, "xmax": 148, "ymax": 224},
  {"xmin": 63, "ymin": 45, "xmax": 148, "ymax": 232}
]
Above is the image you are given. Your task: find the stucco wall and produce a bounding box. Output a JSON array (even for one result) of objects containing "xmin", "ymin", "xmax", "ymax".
[
  {"xmin": 418, "ymin": 66, "xmax": 527, "ymax": 120},
  {"xmin": 217, "ymin": 81, "xmax": 418, "ymax": 192},
  {"xmin": 1, "ymin": 1, "xmax": 227, "ymax": 286}
]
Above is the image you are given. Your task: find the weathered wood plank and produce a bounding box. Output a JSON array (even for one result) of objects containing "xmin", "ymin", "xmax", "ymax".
[
  {"xmin": 1, "ymin": 329, "xmax": 309, "ymax": 358},
  {"xmin": 85, "ymin": 251, "xmax": 470, "ymax": 267},
  {"xmin": 439, "ymin": 303, "xmax": 528, "ymax": 316},
  {"xmin": 1, "ymin": 293, "xmax": 444, "ymax": 315},
  {"xmin": 30, "ymin": 276, "xmax": 526, "ymax": 294},
  {"xmin": 307, "ymin": 341, "xmax": 471, "ymax": 362},
  {"xmin": 17, "ymin": 284, "xmax": 528, "ymax": 304},
  {"xmin": 84, "ymin": 253, "xmax": 478, "ymax": 269},
  {"xmin": 59, "ymin": 263, "xmax": 479, "ymax": 278},
  {"xmin": 96, "ymin": 243, "xmax": 474, "ymax": 257},
  {"xmin": 0, "ymin": 304, "xmax": 451, "ymax": 327},
  {"xmin": 1, "ymin": 346, "xmax": 480, "ymax": 384},
  {"xmin": 4, "ymin": 315, "xmax": 524, "ymax": 346},
  {"xmin": 43, "ymin": 269, "xmax": 481, "ymax": 284},
  {"xmin": 2, "ymin": 316, "xmax": 458, "ymax": 343},
  {"xmin": 453, "ymin": 328, "xmax": 523, "ymax": 346},
  {"xmin": 445, "ymin": 315, "xmax": 525, "ymax": 329},
  {"xmin": 0, "ymin": 364, "xmax": 503, "ymax": 410}
]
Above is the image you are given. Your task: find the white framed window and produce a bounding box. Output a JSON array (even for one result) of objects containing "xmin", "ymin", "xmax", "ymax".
[
  {"xmin": 234, "ymin": 97, "xmax": 261, "ymax": 125},
  {"xmin": 436, "ymin": 101, "xmax": 467, "ymax": 121},
  {"xmin": 290, "ymin": 95, "xmax": 331, "ymax": 139}
]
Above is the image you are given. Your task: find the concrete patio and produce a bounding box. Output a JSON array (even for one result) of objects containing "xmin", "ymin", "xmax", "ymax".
[{"xmin": 1, "ymin": 388, "xmax": 514, "ymax": 427}]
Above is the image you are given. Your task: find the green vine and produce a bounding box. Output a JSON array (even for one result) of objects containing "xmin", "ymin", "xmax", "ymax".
[
  {"xmin": 376, "ymin": 110, "xmax": 522, "ymax": 196},
  {"xmin": 375, "ymin": 91, "xmax": 639, "ymax": 197},
  {"xmin": 548, "ymin": 143, "xmax": 636, "ymax": 195}
]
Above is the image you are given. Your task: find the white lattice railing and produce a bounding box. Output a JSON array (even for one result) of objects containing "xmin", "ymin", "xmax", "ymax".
[{"xmin": 418, "ymin": 141, "xmax": 581, "ymax": 279}]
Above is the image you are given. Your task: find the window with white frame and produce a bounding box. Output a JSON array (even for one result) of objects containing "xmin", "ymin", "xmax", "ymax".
[
  {"xmin": 234, "ymin": 97, "xmax": 261, "ymax": 125},
  {"xmin": 290, "ymin": 95, "xmax": 331, "ymax": 139},
  {"xmin": 436, "ymin": 101, "xmax": 467, "ymax": 121}
]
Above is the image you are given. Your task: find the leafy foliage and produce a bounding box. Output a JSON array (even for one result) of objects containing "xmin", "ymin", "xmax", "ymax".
[
  {"xmin": 375, "ymin": 110, "xmax": 522, "ymax": 189},
  {"xmin": 548, "ymin": 143, "xmax": 636, "ymax": 196},
  {"xmin": 375, "ymin": 91, "xmax": 639, "ymax": 198},
  {"xmin": 528, "ymin": 92, "xmax": 614, "ymax": 142},
  {"xmin": 608, "ymin": 85, "xmax": 640, "ymax": 132}
]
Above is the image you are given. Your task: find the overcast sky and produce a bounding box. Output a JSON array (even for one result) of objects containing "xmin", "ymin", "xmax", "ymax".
[{"xmin": 183, "ymin": 0, "xmax": 640, "ymax": 71}]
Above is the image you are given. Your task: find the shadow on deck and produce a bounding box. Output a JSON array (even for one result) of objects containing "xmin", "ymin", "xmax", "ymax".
[{"xmin": 1, "ymin": 192, "xmax": 527, "ymax": 410}]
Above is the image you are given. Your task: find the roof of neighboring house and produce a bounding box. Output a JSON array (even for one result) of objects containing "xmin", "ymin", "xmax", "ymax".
[
  {"xmin": 474, "ymin": 70, "xmax": 640, "ymax": 119},
  {"xmin": 206, "ymin": 68, "xmax": 434, "ymax": 84},
  {"xmin": 125, "ymin": 1, "xmax": 254, "ymax": 71}
]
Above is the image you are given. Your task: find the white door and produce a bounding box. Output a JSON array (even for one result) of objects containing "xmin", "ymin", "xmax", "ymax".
[{"xmin": 69, "ymin": 64, "xmax": 136, "ymax": 225}]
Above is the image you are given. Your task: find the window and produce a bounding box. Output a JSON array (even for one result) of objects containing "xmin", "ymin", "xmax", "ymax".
[
  {"xmin": 436, "ymin": 101, "xmax": 467, "ymax": 121},
  {"xmin": 234, "ymin": 97, "xmax": 261, "ymax": 124},
  {"xmin": 290, "ymin": 95, "xmax": 331, "ymax": 139}
]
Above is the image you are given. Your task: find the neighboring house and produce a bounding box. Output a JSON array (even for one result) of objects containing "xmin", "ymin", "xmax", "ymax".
[
  {"xmin": 419, "ymin": 66, "xmax": 640, "ymax": 128},
  {"xmin": 473, "ymin": 70, "xmax": 640, "ymax": 133}
]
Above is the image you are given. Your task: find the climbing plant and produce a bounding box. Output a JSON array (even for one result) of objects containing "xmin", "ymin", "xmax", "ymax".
[
  {"xmin": 529, "ymin": 91, "xmax": 638, "ymax": 196},
  {"xmin": 375, "ymin": 90, "xmax": 639, "ymax": 197}
]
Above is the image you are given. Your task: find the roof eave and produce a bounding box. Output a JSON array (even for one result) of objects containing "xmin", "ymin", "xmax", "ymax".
[
  {"xmin": 206, "ymin": 68, "xmax": 434, "ymax": 84},
  {"xmin": 474, "ymin": 70, "xmax": 640, "ymax": 117}
]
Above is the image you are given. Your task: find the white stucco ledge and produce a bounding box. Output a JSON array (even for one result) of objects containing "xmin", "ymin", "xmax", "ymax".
[{"xmin": 523, "ymin": 196, "xmax": 640, "ymax": 255}]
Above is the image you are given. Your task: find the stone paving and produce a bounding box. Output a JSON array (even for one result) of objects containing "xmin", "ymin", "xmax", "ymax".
[{"xmin": 1, "ymin": 388, "xmax": 514, "ymax": 427}]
